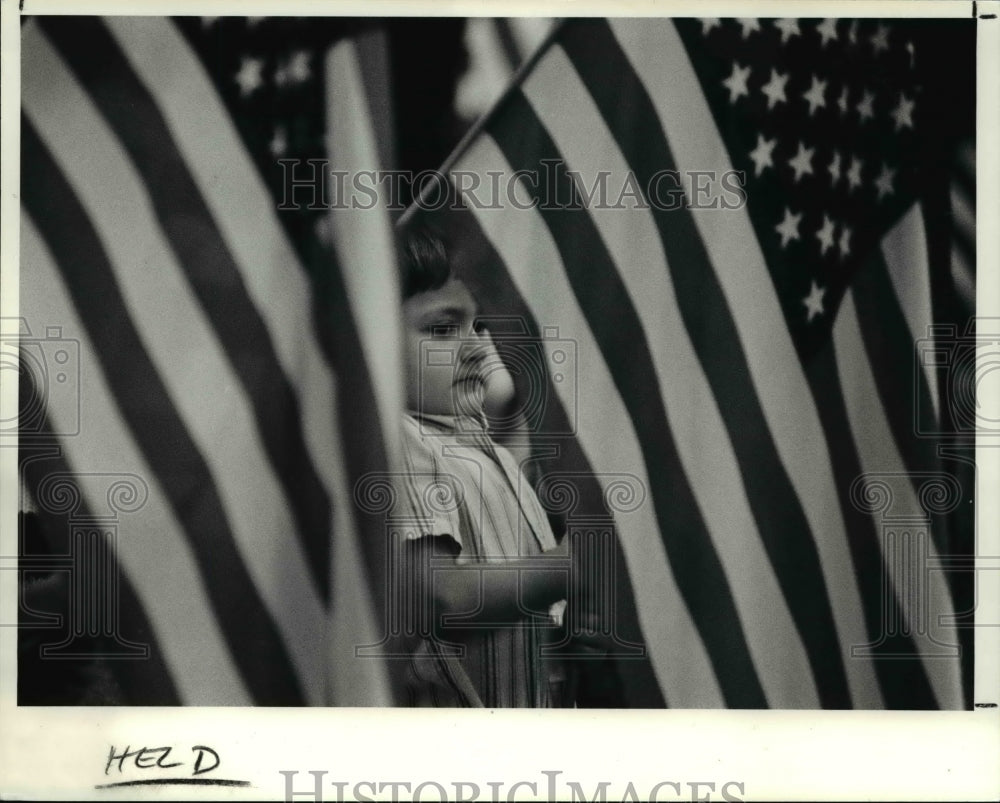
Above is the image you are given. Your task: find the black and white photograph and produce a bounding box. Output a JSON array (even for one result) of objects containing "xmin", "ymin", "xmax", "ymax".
[{"xmin": 2, "ymin": 1, "xmax": 998, "ymax": 799}]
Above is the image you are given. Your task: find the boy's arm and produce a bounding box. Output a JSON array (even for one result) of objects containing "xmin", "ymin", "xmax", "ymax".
[{"xmin": 399, "ymin": 536, "xmax": 570, "ymax": 641}]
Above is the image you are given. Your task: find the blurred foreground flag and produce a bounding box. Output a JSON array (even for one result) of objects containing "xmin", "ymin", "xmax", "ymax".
[
  {"xmin": 17, "ymin": 16, "xmax": 402, "ymax": 705},
  {"xmin": 407, "ymin": 18, "xmax": 973, "ymax": 708}
]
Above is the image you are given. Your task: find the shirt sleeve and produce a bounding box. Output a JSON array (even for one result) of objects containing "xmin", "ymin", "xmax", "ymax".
[{"xmin": 396, "ymin": 417, "xmax": 467, "ymax": 555}]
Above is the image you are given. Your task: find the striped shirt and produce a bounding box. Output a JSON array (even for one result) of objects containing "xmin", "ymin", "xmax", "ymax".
[{"xmin": 396, "ymin": 412, "xmax": 565, "ymax": 707}]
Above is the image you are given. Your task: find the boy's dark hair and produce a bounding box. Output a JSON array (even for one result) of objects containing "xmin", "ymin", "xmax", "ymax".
[{"xmin": 398, "ymin": 226, "xmax": 453, "ymax": 300}]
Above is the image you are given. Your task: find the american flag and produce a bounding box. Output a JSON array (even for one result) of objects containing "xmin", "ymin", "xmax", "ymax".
[
  {"xmin": 407, "ymin": 17, "xmax": 973, "ymax": 708},
  {"xmin": 17, "ymin": 16, "xmax": 403, "ymax": 705}
]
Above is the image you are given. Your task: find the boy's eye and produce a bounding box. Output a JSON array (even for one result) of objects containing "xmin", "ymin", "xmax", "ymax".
[{"xmin": 428, "ymin": 322, "xmax": 460, "ymax": 338}]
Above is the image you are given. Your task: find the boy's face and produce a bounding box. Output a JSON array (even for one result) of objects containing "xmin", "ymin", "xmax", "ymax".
[{"xmin": 403, "ymin": 278, "xmax": 489, "ymax": 418}]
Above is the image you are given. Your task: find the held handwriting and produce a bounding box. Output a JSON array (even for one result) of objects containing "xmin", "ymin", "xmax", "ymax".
[{"xmin": 104, "ymin": 744, "xmax": 220, "ymax": 777}]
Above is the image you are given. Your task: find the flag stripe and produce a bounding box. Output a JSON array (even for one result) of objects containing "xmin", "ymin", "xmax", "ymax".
[
  {"xmin": 321, "ymin": 40, "xmax": 410, "ymax": 704},
  {"xmin": 951, "ymin": 246, "xmax": 975, "ymax": 312},
  {"xmin": 853, "ymin": 246, "xmax": 944, "ymax": 513},
  {"xmin": 608, "ymin": 17, "xmax": 887, "ymax": 708},
  {"xmin": 351, "ymin": 27, "xmax": 397, "ymax": 175},
  {"xmin": 458, "ymin": 134, "xmax": 721, "ymax": 705},
  {"xmin": 492, "ymin": 19, "xmax": 523, "ymax": 72},
  {"xmin": 21, "ymin": 117, "xmax": 305, "ymax": 704},
  {"xmin": 20, "ymin": 211, "xmax": 247, "ymax": 705},
  {"xmin": 833, "ymin": 290, "xmax": 962, "ymax": 709},
  {"xmin": 557, "ymin": 21, "xmax": 850, "ymax": 708},
  {"xmin": 39, "ymin": 17, "xmax": 333, "ymax": 603},
  {"xmin": 522, "ymin": 43, "xmax": 822, "ymax": 708},
  {"xmin": 326, "ymin": 38, "xmax": 404, "ymax": 470},
  {"xmin": 949, "ymin": 181, "xmax": 975, "ymax": 275},
  {"xmin": 804, "ymin": 346, "xmax": 939, "ymax": 708},
  {"xmin": 877, "ymin": 204, "xmax": 941, "ymax": 421},
  {"xmin": 487, "ymin": 93, "xmax": 768, "ymax": 707},
  {"xmin": 412, "ymin": 198, "xmax": 666, "ymax": 707}
]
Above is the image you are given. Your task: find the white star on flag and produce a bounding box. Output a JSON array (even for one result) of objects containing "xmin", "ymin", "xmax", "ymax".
[
  {"xmin": 816, "ymin": 19, "xmax": 839, "ymax": 47},
  {"xmin": 815, "ymin": 214, "xmax": 836, "ymax": 256},
  {"xmin": 722, "ymin": 62, "xmax": 751, "ymax": 103},
  {"xmin": 775, "ymin": 207, "xmax": 802, "ymax": 248},
  {"xmin": 802, "ymin": 281, "xmax": 826, "ymax": 321},
  {"xmin": 857, "ymin": 89, "xmax": 875, "ymax": 123},
  {"xmin": 788, "ymin": 141, "xmax": 815, "ymax": 182},
  {"xmin": 749, "ymin": 134, "xmax": 776, "ymax": 176},
  {"xmin": 737, "ymin": 19, "xmax": 761, "ymax": 39},
  {"xmin": 288, "ymin": 50, "xmax": 313, "ymax": 84},
  {"xmin": 874, "ymin": 163, "xmax": 896, "ymax": 200},
  {"xmin": 836, "ymin": 85, "xmax": 850, "ymax": 115},
  {"xmin": 871, "ymin": 24, "xmax": 891, "ymax": 55},
  {"xmin": 839, "ymin": 225, "xmax": 852, "ymax": 258},
  {"xmin": 802, "ymin": 75, "xmax": 828, "ymax": 116},
  {"xmin": 269, "ymin": 126, "xmax": 288, "ymax": 157},
  {"xmin": 892, "ymin": 93, "xmax": 915, "ymax": 131},
  {"xmin": 234, "ymin": 56, "xmax": 264, "ymax": 98},
  {"xmin": 827, "ymin": 151, "xmax": 842, "ymax": 185},
  {"xmin": 846, "ymin": 155, "xmax": 864, "ymax": 191},
  {"xmin": 760, "ymin": 68, "xmax": 788, "ymax": 109},
  {"xmin": 773, "ymin": 18, "xmax": 800, "ymax": 44},
  {"xmin": 700, "ymin": 18, "xmax": 721, "ymax": 35}
]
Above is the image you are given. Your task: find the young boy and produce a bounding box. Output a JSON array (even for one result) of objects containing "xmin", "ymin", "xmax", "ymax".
[{"xmin": 393, "ymin": 228, "xmax": 571, "ymax": 707}]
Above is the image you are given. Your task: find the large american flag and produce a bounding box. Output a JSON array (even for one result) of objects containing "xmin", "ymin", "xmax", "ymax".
[
  {"xmin": 17, "ymin": 16, "xmax": 403, "ymax": 705},
  {"xmin": 407, "ymin": 17, "xmax": 973, "ymax": 708}
]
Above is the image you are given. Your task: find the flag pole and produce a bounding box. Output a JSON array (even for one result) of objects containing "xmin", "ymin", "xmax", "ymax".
[{"xmin": 398, "ymin": 18, "xmax": 568, "ymax": 227}]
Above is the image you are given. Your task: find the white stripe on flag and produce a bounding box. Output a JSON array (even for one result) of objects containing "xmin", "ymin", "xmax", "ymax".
[
  {"xmin": 456, "ymin": 19, "xmax": 516, "ymax": 121},
  {"xmin": 507, "ymin": 18, "xmax": 554, "ymax": 60},
  {"xmin": 458, "ymin": 134, "xmax": 725, "ymax": 707},
  {"xmin": 23, "ymin": 26, "xmax": 327, "ymax": 704},
  {"xmin": 881, "ymin": 204, "xmax": 940, "ymax": 419},
  {"xmin": 952, "ymin": 246, "xmax": 975, "ymax": 313},
  {"xmin": 523, "ymin": 44, "xmax": 819, "ymax": 707},
  {"xmin": 21, "ymin": 213, "xmax": 250, "ymax": 705},
  {"xmin": 608, "ymin": 17, "xmax": 883, "ymax": 707},
  {"xmin": 326, "ymin": 39, "xmax": 404, "ymax": 467},
  {"xmin": 834, "ymin": 290, "xmax": 963, "ymax": 710},
  {"xmin": 950, "ymin": 179, "xmax": 975, "ymax": 313}
]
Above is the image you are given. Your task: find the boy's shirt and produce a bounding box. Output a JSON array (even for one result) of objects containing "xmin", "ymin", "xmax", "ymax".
[{"xmin": 396, "ymin": 412, "xmax": 565, "ymax": 707}]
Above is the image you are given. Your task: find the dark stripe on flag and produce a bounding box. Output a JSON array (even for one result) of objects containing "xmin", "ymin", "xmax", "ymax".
[
  {"xmin": 804, "ymin": 346, "xmax": 938, "ymax": 709},
  {"xmin": 850, "ymin": 250, "xmax": 945, "ymax": 519},
  {"xmin": 487, "ymin": 91, "xmax": 768, "ymax": 707},
  {"xmin": 950, "ymin": 149, "xmax": 975, "ymax": 210},
  {"xmin": 560, "ymin": 19, "xmax": 853, "ymax": 708},
  {"xmin": 305, "ymin": 241, "xmax": 406, "ymax": 703},
  {"xmin": 410, "ymin": 200, "xmax": 666, "ymax": 707},
  {"xmin": 952, "ymin": 226, "xmax": 974, "ymax": 272},
  {"xmin": 353, "ymin": 28, "xmax": 397, "ymax": 177},
  {"xmin": 19, "ymin": 393, "xmax": 180, "ymax": 705},
  {"xmin": 492, "ymin": 19, "xmax": 524, "ymax": 73},
  {"xmin": 22, "ymin": 118, "xmax": 306, "ymax": 705},
  {"xmin": 40, "ymin": 17, "xmax": 333, "ymax": 604}
]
